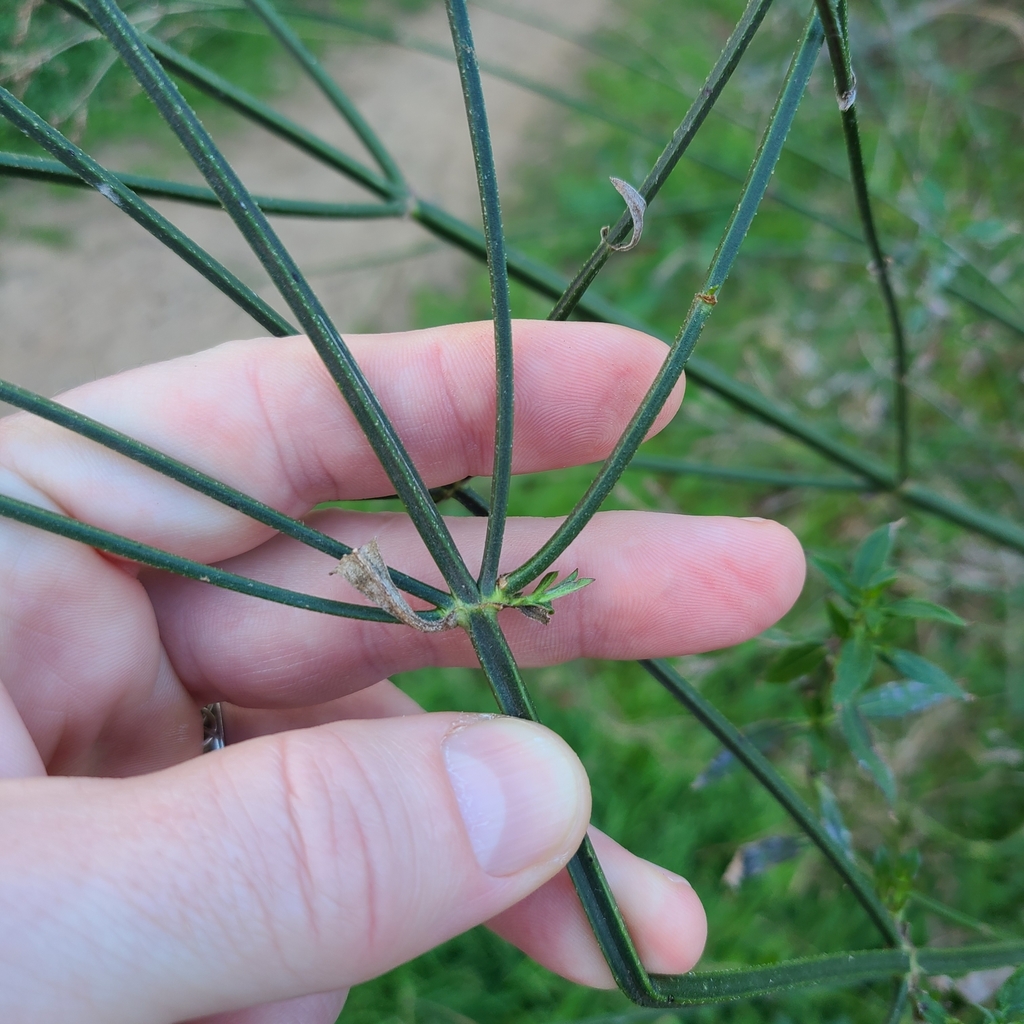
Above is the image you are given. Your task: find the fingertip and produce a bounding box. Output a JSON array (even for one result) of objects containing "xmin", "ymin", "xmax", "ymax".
[
  {"xmin": 634, "ymin": 867, "xmax": 707, "ymax": 974},
  {"xmin": 488, "ymin": 827, "xmax": 707, "ymax": 989},
  {"xmin": 589, "ymin": 829, "xmax": 707, "ymax": 977},
  {"xmin": 737, "ymin": 516, "xmax": 807, "ymax": 621}
]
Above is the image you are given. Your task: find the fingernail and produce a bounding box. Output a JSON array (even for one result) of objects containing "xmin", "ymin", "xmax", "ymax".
[
  {"xmin": 655, "ymin": 864, "xmax": 691, "ymax": 886},
  {"xmin": 443, "ymin": 716, "xmax": 589, "ymax": 877}
]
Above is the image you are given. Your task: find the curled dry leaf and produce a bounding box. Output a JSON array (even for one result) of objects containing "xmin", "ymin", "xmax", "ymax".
[
  {"xmin": 331, "ymin": 538, "xmax": 456, "ymax": 632},
  {"xmin": 601, "ymin": 176, "xmax": 646, "ymax": 252}
]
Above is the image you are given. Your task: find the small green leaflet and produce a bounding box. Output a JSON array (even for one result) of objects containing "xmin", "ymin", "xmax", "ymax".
[
  {"xmin": 918, "ymin": 992, "xmax": 956, "ymax": 1024},
  {"xmin": 512, "ymin": 569, "xmax": 593, "ymax": 623},
  {"xmin": 857, "ymin": 680, "xmax": 955, "ymax": 719},
  {"xmin": 832, "ymin": 635, "xmax": 875, "ymax": 706},
  {"xmin": 840, "ymin": 704, "xmax": 896, "ymax": 805},
  {"xmin": 887, "ymin": 649, "xmax": 967, "ymax": 699},
  {"xmin": 825, "ymin": 598, "xmax": 851, "ymax": 638},
  {"xmin": 889, "ymin": 598, "xmax": 966, "ymax": 627},
  {"xmin": 765, "ymin": 642, "xmax": 827, "ymax": 683},
  {"xmin": 810, "ymin": 554, "xmax": 855, "ymax": 602},
  {"xmin": 851, "ymin": 523, "xmax": 893, "ymax": 589}
]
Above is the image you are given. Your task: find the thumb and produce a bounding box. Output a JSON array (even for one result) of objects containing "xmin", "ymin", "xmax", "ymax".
[{"xmin": 0, "ymin": 713, "xmax": 591, "ymax": 1024}]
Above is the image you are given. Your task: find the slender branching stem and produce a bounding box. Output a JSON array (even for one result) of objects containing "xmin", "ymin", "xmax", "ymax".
[
  {"xmin": 49, "ymin": 0, "xmax": 396, "ymax": 200},
  {"xmin": 6, "ymin": 2, "xmax": 1024, "ymax": 1005},
  {"xmin": 443, "ymin": 0, "xmax": 515, "ymax": 597},
  {"xmin": 0, "ymin": 86, "xmax": 294, "ymax": 338},
  {"xmin": 0, "ymin": 379, "xmax": 453, "ymax": 609},
  {"xmin": 463, "ymin": 610, "xmax": 538, "ymax": 720},
  {"xmin": 0, "ymin": 493, "xmax": 420, "ymax": 625},
  {"xmin": 27, "ymin": 4, "xmax": 1021, "ymax": 554},
  {"xmin": 642, "ymin": 659, "xmax": 902, "ymax": 946},
  {"xmin": 885, "ymin": 978, "xmax": 909, "ymax": 1024},
  {"xmin": 430, "ymin": 479, "xmax": 491, "ymax": 517},
  {"xmin": 503, "ymin": 13, "xmax": 825, "ymax": 595},
  {"xmin": 0, "ymin": 151, "xmax": 403, "ymax": 217},
  {"xmin": 629, "ymin": 456, "xmax": 873, "ymax": 491},
  {"xmin": 78, "ymin": 0, "xmax": 479, "ymax": 603},
  {"xmin": 814, "ymin": 0, "xmax": 910, "ymax": 483},
  {"xmin": 908, "ymin": 891, "xmax": 1019, "ymax": 941},
  {"xmin": 549, "ymin": 0, "xmax": 776, "ymax": 322},
  {"xmin": 414, "ymin": 207, "xmax": 1024, "ymax": 554},
  {"xmin": 653, "ymin": 943, "xmax": 1024, "ymax": 1005},
  {"xmin": 242, "ymin": 0, "xmax": 405, "ymax": 186}
]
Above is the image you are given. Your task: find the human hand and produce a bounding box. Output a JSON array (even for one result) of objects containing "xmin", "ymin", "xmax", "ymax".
[{"xmin": 0, "ymin": 320, "xmax": 805, "ymax": 1023}]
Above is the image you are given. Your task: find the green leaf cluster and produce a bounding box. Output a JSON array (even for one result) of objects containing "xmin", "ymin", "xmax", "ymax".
[{"xmin": 760, "ymin": 524, "xmax": 969, "ymax": 803}]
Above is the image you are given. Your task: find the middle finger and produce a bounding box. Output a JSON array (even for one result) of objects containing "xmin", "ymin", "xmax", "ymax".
[{"xmin": 147, "ymin": 510, "xmax": 805, "ymax": 707}]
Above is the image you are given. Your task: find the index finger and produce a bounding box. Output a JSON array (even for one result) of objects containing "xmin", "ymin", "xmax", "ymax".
[{"xmin": 0, "ymin": 321, "xmax": 683, "ymax": 566}]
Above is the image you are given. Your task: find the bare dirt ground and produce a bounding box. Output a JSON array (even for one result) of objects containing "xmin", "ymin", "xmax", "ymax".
[{"xmin": 0, "ymin": 0, "xmax": 607, "ymax": 400}]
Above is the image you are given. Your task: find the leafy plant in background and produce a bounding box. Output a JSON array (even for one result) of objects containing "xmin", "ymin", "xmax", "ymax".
[
  {"xmin": 763, "ymin": 522, "xmax": 969, "ymax": 807},
  {"xmin": 1, "ymin": 0, "xmax": 1024, "ymax": 1019}
]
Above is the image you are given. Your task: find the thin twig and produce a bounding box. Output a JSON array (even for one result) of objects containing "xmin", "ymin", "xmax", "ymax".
[
  {"xmin": 814, "ymin": 0, "xmax": 910, "ymax": 483},
  {"xmin": 242, "ymin": 0, "xmax": 405, "ymax": 185},
  {"xmin": 0, "ymin": 85, "xmax": 294, "ymax": 337},
  {"xmin": 629, "ymin": 456, "xmax": 873, "ymax": 491},
  {"xmin": 504, "ymin": 12, "xmax": 825, "ymax": 595},
  {"xmin": 29, "ymin": 2, "xmax": 1024, "ymax": 555},
  {"xmin": 77, "ymin": 0, "xmax": 479, "ymax": 604},
  {"xmin": 885, "ymin": 978, "xmax": 910, "ymax": 1024},
  {"xmin": 49, "ymin": 0, "xmax": 395, "ymax": 201},
  {"xmin": 643, "ymin": 659, "xmax": 902, "ymax": 946},
  {"xmin": 0, "ymin": 494, "xmax": 412, "ymax": 625},
  {"xmin": 0, "ymin": 151, "xmax": 405, "ymax": 216},
  {"xmin": 548, "ymin": 0, "xmax": 776, "ymax": 321},
  {"xmin": 444, "ymin": 0, "xmax": 514, "ymax": 597},
  {"xmin": 0, "ymin": 378, "xmax": 453, "ymax": 610}
]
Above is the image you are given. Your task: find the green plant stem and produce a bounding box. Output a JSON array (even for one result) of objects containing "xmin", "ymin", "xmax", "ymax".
[
  {"xmin": 0, "ymin": 151, "xmax": 404, "ymax": 216},
  {"xmin": 629, "ymin": 456, "xmax": 873, "ymax": 491},
  {"xmin": 814, "ymin": 0, "xmax": 909, "ymax": 483},
  {"xmin": 462, "ymin": 602, "xmax": 671, "ymax": 1004},
  {"xmin": 392, "ymin": 0, "xmax": 1019, "ymax": 341},
  {"xmin": 78, "ymin": 0, "xmax": 479, "ymax": 604},
  {"xmin": 548, "ymin": 0, "xmax": 775, "ymax": 321},
  {"xmin": 0, "ymin": 87, "xmax": 294, "ymax": 338},
  {"xmin": 0, "ymin": 378, "xmax": 452, "ymax": 609},
  {"xmin": 885, "ymin": 979, "xmax": 909, "ymax": 1024},
  {"xmin": 32, "ymin": 2, "xmax": 1024, "ymax": 556},
  {"xmin": 642, "ymin": 658, "xmax": 902, "ymax": 946},
  {"xmin": 908, "ymin": 891, "xmax": 1019, "ymax": 941},
  {"xmin": 241, "ymin": 0, "xmax": 404, "ymax": 185},
  {"xmin": 568, "ymin": 834, "xmax": 666, "ymax": 1004},
  {"xmin": 503, "ymin": 12, "xmax": 824, "ymax": 595},
  {"xmin": 409, "ymin": 203, "xmax": 1024, "ymax": 553},
  {"xmin": 50, "ymin": 0, "xmax": 1019, "ymax": 345},
  {"xmin": 651, "ymin": 943, "xmax": 1024, "ymax": 1004},
  {"xmin": 9, "ymin": 128, "xmax": 1019, "ymax": 560},
  {"xmin": 429, "ymin": 478, "xmax": 491, "ymax": 517},
  {"xmin": 49, "ymin": 0, "xmax": 394, "ymax": 200},
  {"xmin": 444, "ymin": 0, "xmax": 514, "ymax": 596},
  {"xmin": 0, "ymin": 493, "xmax": 415, "ymax": 624},
  {"xmin": 463, "ymin": 609, "xmax": 538, "ymax": 720}
]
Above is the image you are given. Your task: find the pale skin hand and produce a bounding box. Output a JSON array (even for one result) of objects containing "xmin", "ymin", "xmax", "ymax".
[{"xmin": 0, "ymin": 320, "xmax": 806, "ymax": 1024}]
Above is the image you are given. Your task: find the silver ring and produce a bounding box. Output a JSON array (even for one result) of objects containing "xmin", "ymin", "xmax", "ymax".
[{"xmin": 201, "ymin": 702, "xmax": 226, "ymax": 753}]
